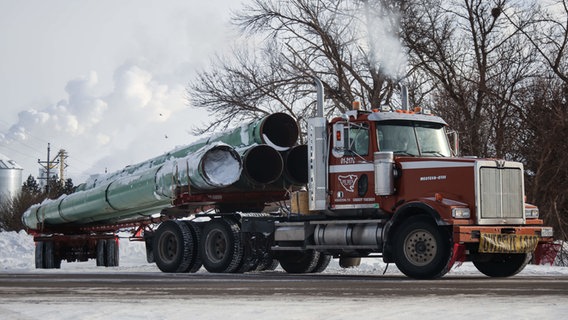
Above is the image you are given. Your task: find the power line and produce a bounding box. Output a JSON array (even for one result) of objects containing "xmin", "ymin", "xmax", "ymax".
[{"xmin": 0, "ymin": 143, "xmax": 37, "ymax": 160}]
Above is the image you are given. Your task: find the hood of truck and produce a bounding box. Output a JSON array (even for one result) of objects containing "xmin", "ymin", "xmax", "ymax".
[{"xmin": 395, "ymin": 156, "xmax": 526, "ymax": 225}]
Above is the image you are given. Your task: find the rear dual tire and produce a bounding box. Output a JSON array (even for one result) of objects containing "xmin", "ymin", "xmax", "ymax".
[
  {"xmin": 35, "ymin": 241, "xmax": 61, "ymax": 269},
  {"xmin": 96, "ymin": 238, "xmax": 119, "ymax": 267},
  {"xmin": 200, "ymin": 219, "xmax": 243, "ymax": 273},
  {"xmin": 278, "ymin": 250, "xmax": 331, "ymax": 274},
  {"xmin": 153, "ymin": 220, "xmax": 202, "ymax": 273}
]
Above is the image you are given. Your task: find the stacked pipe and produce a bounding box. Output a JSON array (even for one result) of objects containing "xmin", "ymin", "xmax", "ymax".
[{"xmin": 22, "ymin": 113, "xmax": 308, "ymax": 230}]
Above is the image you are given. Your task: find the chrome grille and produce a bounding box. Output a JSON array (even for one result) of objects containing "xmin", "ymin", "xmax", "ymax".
[{"xmin": 479, "ymin": 166, "xmax": 524, "ymax": 222}]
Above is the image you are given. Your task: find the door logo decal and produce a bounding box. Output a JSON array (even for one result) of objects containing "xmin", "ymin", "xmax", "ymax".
[{"xmin": 338, "ymin": 175, "xmax": 358, "ymax": 192}]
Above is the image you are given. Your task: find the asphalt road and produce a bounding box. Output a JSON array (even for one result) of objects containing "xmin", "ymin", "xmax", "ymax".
[{"xmin": 1, "ymin": 272, "xmax": 567, "ymax": 299}]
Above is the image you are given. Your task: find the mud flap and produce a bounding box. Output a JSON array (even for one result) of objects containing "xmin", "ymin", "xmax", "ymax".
[
  {"xmin": 447, "ymin": 243, "xmax": 466, "ymax": 269},
  {"xmin": 533, "ymin": 242, "xmax": 561, "ymax": 265}
]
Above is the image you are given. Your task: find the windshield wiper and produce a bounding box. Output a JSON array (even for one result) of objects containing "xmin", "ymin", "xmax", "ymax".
[
  {"xmin": 421, "ymin": 150, "xmax": 445, "ymax": 157},
  {"xmin": 393, "ymin": 151, "xmax": 416, "ymax": 156}
]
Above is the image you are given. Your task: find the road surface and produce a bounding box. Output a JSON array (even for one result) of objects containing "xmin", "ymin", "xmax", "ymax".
[{"xmin": 1, "ymin": 272, "xmax": 567, "ymax": 299}]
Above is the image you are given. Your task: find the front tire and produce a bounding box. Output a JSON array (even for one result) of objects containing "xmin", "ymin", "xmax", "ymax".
[
  {"xmin": 392, "ymin": 217, "xmax": 452, "ymax": 279},
  {"xmin": 473, "ymin": 253, "xmax": 530, "ymax": 277}
]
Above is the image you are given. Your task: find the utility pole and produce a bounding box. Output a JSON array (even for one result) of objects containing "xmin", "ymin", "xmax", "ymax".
[{"xmin": 38, "ymin": 143, "xmax": 67, "ymax": 194}]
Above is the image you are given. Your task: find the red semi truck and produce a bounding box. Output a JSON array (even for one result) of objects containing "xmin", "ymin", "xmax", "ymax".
[{"xmin": 24, "ymin": 80, "xmax": 555, "ymax": 279}]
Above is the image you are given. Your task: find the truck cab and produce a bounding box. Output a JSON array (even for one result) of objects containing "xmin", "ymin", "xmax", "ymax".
[
  {"xmin": 280, "ymin": 92, "xmax": 555, "ymax": 279},
  {"xmin": 328, "ymin": 109, "xmax": 452, "ymax": 213}
]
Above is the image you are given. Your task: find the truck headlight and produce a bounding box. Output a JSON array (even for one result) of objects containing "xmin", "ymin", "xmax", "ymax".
[
  {"xmin": 452, "ymin": 207, "xmax": 470, "ymax": 219},
  {"xmin": 525, "ymin": 208, "xmax": 539, "ymax": 219}
]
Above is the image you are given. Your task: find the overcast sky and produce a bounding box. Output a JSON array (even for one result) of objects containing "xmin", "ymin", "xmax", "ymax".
[{"xmin": 0, "ymin": 0, "xmax": 246, "ymax": 183}]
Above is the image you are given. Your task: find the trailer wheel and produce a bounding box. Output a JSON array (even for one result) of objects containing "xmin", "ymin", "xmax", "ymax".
[
  {"xmin": 201, "ymin": 219, "xmax": 243, "ymax": 273},
  {"xmin": 43, "ymin": 241, "xmax": 61, "ymax": 269},
  {"xmin": 106, "ymin": 238, "xmax": 119, "ymax": 267},
  {"xmin": 35, "ymin": 242, "xmax": 44, "ymax": 269},
  {"xmin": 278, "ymin": 250, "xmax": 320, "ymax": 274},
  {"xmin": 153, "ymin": 220, "xmax": 195, "ymax": 273},
  {"xmin": 35, "ymin": 241, "xmax": 61, "ymax": 269},
  {"xmin": 473, "ymin": 253, "xmax": 530, "ymax": 277},
  {"xmin": 96, "ymin": 240, "xmax": 106, "ymax": 267},
  {"xmin": 183, "ymin": 221, "xmax": 203, "ymax": 273},
  {"xmin": 392, "ymin": 217, "xmax": 452, "ymax": 279},
  {"xmin": 95, "ymin": 238, "xmax": 119, "ymax": 267}
]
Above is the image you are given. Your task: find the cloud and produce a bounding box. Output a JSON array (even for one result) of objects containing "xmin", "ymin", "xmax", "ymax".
[{"xmin": 1, "ymin": 61, "xmax": 202, "ymax": 182}]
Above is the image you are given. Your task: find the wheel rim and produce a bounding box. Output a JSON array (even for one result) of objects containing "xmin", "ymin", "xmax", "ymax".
[
  {"xmin": 403, "ymin": 228, "xmax": 438, "ymax": 266},
  {"xmin": 205, "ymin": 229, "xmax": 227, "ymax": 263},
  {"xmin": 158, "ymin": 230, "xmax": 178, "ymax": 263}
]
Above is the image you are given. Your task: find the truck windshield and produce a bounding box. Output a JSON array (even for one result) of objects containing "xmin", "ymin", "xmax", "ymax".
[{"xmin": 376, "ymin": 121, "xmax": 451, "ymax": 157}]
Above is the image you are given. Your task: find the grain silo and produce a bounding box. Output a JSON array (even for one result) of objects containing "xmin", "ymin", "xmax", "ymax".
[{"xmin": 0, "ymin": 153, "xmax": 23, "ymax": 201}]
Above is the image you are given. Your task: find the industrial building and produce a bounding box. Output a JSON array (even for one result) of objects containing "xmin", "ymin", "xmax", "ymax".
[{"xmin": 0, "ymin": 153, "xmax": 23, "ymax": 201}]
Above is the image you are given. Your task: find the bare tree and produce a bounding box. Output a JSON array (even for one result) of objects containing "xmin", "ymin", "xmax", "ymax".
[
  {"xmin": 517, "ymin": 77, "xmax": 568, "ymax": 240},
  {"xmin": 189, "ymin": 0, "xmax": 407, "ymax": 134},
  {"xmin": 498, "ymin": 0, "xmax": 568, "ymax": 240},
  {"xmin": 403, "ymin": 0, "xmax": 540, "ymax": 158},
  {"xmin": 505, "ymin": 0, "xmax": 568, "ymax": 83}
]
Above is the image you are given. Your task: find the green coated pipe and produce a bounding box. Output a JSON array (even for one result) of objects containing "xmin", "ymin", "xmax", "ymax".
[{"xmin": 22, "ymin": 142, "xmax": 242, "ymax": 230}]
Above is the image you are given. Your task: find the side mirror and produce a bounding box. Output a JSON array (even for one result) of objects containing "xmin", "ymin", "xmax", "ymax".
[{"xmin": 446, "ymin": 130, "xmax": 459, "ymax": 157}]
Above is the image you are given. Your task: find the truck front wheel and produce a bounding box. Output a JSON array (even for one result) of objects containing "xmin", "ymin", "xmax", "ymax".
[
  {"xmin": 392, "ymin": 217, "xmax": 452, "ymax": 279},
  {"xmin": 472, "ymin": 253, "xmax": 530, "ymax": 277}
]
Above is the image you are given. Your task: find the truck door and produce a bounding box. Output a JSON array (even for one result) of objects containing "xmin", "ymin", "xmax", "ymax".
[{"xmin": 329, "ymin": 122, "xmax": 376, "ymax": 210}]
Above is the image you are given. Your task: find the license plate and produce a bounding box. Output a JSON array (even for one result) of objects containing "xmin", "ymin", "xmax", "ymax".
[{"xmin": 478, "ymin": 233, "xmax": 539, "ymax": 253}]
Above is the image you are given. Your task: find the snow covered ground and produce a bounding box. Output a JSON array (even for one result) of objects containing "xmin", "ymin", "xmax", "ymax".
[{"xmin": 1, "ymin": 230, "xmax": 567, "ymax": 319}]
